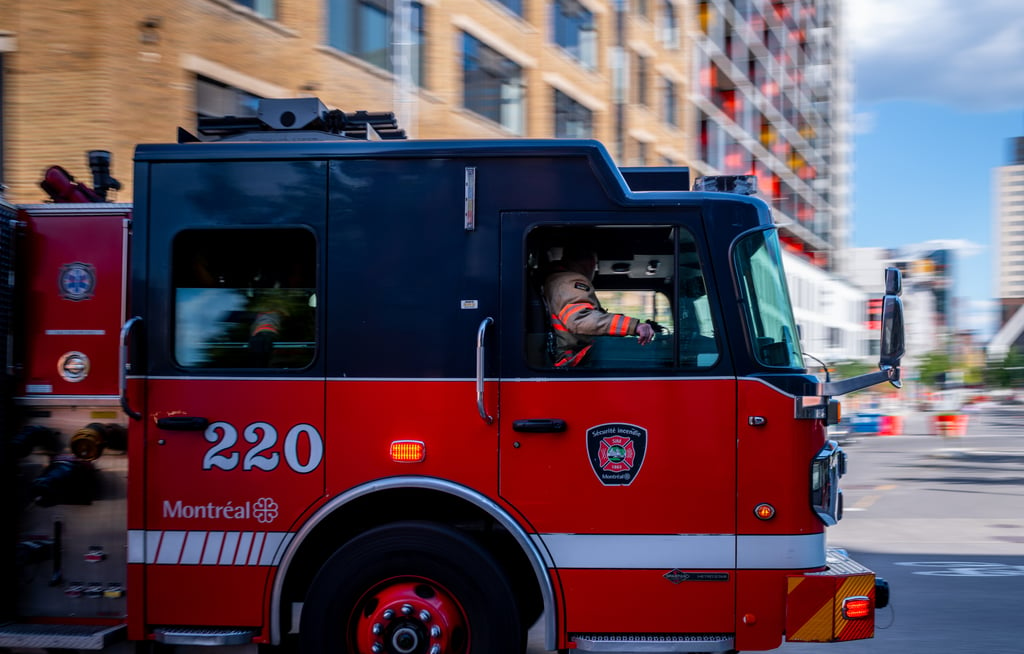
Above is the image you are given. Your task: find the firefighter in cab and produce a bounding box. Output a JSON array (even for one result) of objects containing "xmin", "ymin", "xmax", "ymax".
[{"xmin": 544, "ymin": 244, "xmax": 655, "ymax": 367}]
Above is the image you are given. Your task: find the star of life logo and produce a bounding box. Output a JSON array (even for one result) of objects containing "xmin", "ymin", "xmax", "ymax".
[
  {"xmin": 59, "ymin": 262, "xmax": 96, "ymax": 301},
  {"xmin": 163, "ymin": 497, "xmax": 279, "ymax": 524}
]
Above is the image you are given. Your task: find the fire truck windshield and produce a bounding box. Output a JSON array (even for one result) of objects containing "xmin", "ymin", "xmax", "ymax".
[{"xmin": 733, "ymin": 229, "xmax": 804, "ymax": 369}]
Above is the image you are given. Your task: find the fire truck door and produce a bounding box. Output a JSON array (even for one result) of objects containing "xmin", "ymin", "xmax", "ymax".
[
  {"xmin": 136, "ymin": 161, "xmax": 327, "ymax": 627},
  {"xmin": 497, "ymin": 214, "xmax": 738, "ymax": 635}
]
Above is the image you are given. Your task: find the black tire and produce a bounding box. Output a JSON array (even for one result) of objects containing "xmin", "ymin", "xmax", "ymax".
[{"xmin": 300, "ymin": 521, "xmax": 523, "ymax": 654}]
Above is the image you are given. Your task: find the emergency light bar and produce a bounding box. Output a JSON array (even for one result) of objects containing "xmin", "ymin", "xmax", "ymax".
[{"xmin": 692, "ymin": 174, "xmax": 759, "ymax": 195}]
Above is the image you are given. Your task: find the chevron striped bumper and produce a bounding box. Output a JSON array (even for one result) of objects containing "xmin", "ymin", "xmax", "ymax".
[{"xmin": 785, "ymin": 548, "xmax": 883, "ymax": 643}]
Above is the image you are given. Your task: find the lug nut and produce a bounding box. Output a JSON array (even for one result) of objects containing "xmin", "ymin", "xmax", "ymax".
[
  {"xmin": 401, "ymin": 603, "xmax": 413, "ymax": 615},
  {"xmin": 430, "ymin": 625, "xmax": 441, "ymax": 638},
  {"xmin": 372, "ymin": 623, "xmax": 382, "ymax": 635},
  {"xmin": 383, "ymin": 609, "xmax": 395, "ymax": 620},
  {"xmin": 419, "ymin": 609, "xmax": 431, "ymax": 622}
]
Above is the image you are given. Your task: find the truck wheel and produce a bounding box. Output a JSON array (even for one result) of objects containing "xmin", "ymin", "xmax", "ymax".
[{"xmin": 300, "ymin": 521, "xmax": 522, "ymax": 654}]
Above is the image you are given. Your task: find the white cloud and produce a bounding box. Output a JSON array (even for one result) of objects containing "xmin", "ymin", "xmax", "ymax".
[
  {"xmin": 909, "ymin": 239, "xmax": 985, "ymax": 258},
  {"xmin": 852, "ymin": 111, "xmax": 877, "ymax": 135},
  {"xmin": 847, "ymin": 0, "xmax": 1024, "ymax": 110}
]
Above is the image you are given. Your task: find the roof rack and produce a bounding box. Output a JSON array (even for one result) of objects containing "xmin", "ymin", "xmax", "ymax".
[{"xmin": 180, "ymin": 98, "xmax": 407, "ymax": 143}]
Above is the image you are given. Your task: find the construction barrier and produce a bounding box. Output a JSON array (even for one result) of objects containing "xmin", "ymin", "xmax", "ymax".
[
  {"xmin": 878, "ymin": 415, "xmax": 903, "ymax": 436},
  {"xmin": 848, "ymin": 414, "xmax": 882, "ymax": 434},
  {"xmin": 933, "ymin": 414, "xmax": 969, "ymax": 437},
  {"xmin": 847, "ymin": 414, "xmax": 903, "ymax": 436}
]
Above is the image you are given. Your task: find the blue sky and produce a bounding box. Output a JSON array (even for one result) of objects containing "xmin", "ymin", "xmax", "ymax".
[{"xmin": 846, "ymin": 0, "xmax": 1024, "ymax": 339}]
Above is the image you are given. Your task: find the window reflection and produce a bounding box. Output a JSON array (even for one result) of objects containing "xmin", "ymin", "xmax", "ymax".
[{"xmin": 173, "ymin": 229, "xmax": 317, "ymax": 369}]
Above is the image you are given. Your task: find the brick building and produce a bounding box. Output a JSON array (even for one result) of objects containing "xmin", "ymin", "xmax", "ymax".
[
  {"xmin": 0, "ymin": 0, "xmax": 693, "ymax": 203},
  {"xmin": 3, "ymin": 0, "xmax": 874, "ymax": 362}
]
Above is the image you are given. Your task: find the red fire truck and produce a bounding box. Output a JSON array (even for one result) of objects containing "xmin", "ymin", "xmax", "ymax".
[{"xmin": 0, "ymin": 98, "xmax": 905, "ymax": 653}]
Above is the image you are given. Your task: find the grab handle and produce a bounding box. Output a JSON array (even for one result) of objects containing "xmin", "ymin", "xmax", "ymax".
[
  {"xmin": 476, "ymin": 317, "xmax": 494, "ymax": 424},
  {"xmin": 120, "ymin": 316, "xmax": 142, "ymax": 420}
]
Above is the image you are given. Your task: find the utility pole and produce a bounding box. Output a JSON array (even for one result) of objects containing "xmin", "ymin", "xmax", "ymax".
[
  {"xmin": 612, "ymin": 0, "xmax": 626, "ymax": 161},
  {"xmin": 393, "ymin": 0, "xmax": 417, "ymax": 138}
]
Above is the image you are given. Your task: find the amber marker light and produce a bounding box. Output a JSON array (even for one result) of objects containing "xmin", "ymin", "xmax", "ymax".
[
  {"xmin": 753, "ymin": 503, "xmax": 776, "ymax": 520},
  {"xmin": 390, "ymin": 440, "xmax": 426, "ymax": 463},
  {"xmin": 842, "ymin": 596, "xmax": 871, "ymax": 620},
  {"xmin": 830, "ymin": 399, "xmax": 842, "ymax": 426}
]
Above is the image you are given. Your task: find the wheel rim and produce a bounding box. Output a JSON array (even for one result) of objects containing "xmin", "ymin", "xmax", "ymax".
[{"xmin": 352, "ymin": 576, "xmax": 470, "ymax": 654}]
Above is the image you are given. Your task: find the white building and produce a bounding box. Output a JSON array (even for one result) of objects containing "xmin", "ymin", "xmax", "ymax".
[
  {"xmin": 783, "ymin": 252, "xmax": 869, "ymax": 364},
  {"xmin": 834, "ymin": 246, "xmax": 944, "ymax": 371},
  {"xmin": 989, "ymin": 136, "xmax": 1024, "ymax": 360}
]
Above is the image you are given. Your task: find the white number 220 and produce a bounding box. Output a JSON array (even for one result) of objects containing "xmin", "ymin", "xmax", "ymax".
[{"xmin": 202, "ymin": 421, "xmax": 323, "ymax": 474}]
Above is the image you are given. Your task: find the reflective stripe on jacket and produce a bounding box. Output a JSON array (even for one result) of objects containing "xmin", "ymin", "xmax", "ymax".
[{"xmin": 544, "ymin": 269, "xmax": 638, "ymax": 366}]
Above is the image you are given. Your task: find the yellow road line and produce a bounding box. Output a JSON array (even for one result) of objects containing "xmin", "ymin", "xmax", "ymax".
[
  {"xmin": 852, "ymin": 485, "xmax": 895, "ymax": 510},
  {"xmin": 854, "ymin": 494, "xmax": 881, "ymax": 509}
]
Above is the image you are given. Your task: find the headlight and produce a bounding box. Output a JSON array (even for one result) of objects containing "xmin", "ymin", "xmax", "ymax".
[{"xmin": 810, "ymin": 440, "xmax": 844, "ymax": 525}]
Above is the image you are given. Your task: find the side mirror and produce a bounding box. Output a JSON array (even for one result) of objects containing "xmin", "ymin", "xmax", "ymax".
[
  {"xmin": 878, "ymin": 267, "xmax": 905, "ymax": 387},
  {"xmin": 879, "ymin": 294, "xmax": 905, "ymax": 370},
  {"xmin": 885, "ymin": 266, "xmax": 902, "ymax": 296},
  {"xmin": 816, "ymin": 267, "xmax": 906, "ymax": 397}
]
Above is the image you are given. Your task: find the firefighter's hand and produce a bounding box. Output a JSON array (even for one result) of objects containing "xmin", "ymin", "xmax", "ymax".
[
  {"xmin": 636, "ymin": 322, "xmax": 655, "ymax": 345},
  {"xmin": 645, "ymin": 319, "xmax": 666, "ymax": 333}
]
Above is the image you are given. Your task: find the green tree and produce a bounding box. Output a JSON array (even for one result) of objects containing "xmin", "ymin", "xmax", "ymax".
[
  {"xmin": 964, "ymin": 364, "xmax": 984, "ymax": 387},
  {"xmin": 832, "ymin": 360, "xmax": 875, "ymax": 380},
  {"xmin": 917, "ymin": 350, "xmax": 953, "ymax": 387},
  {"xmin": 993, "ymin": 348, "xmax": 1024, "ymax": 389}
]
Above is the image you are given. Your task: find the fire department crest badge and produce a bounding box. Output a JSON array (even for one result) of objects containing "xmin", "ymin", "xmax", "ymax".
[
  {"xmin": 586, "ymin": 423, "xmax": 647, "ymax": 486},
  {"xmin": 59, "ymin": 262, "xmax": 96, "ymax": 301}
]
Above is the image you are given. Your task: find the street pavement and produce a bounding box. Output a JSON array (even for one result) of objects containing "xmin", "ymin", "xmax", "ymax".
[
  {"xmin": 774, "ymin": 404, "xmax": 1024, "ymax": 654},
  {"xmin": 827, "ymin": 405, "xmax": 1024, "ymax": 557}
]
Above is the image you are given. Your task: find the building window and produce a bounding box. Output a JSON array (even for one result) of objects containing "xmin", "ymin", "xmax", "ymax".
[
  {"xmin": 633, "ymin": 53, "xmax": 649, "ymax": 106},
  {"xmin": 662, "ymin": 78, "xmax": 677, "ymax": 127},
  {"xmin": 463, "ymin": 33, "xmax": 525, "ymax": 134},
  {"xmin": 828, "ymin": 327, "xmax": 841, "ymax": 349},
  {"xmin": 328, "ymin": 0, "xmax": 425, "ymax": 87},
  {"xmin": 494, "ymin": 0, "xmax": 524, "ymax": 17},
  {"xmin": 633, "ymin": 139, "xmax": 648, "ymax": 166},
  {"xmin": 552, "ymin": 0, "xmax": 597, "ymax": 69},
  {"xmin": 195, "ymin": 75, "xmax": 261, "ymax": 121},
  {"xmin": 660, "ymin": 0, "xmax": 678, "ymax": 48},
  {"xmin": 234, "ymin": 0, "xmax": 276, "ymax": 19},
  {"xmin": 554, "ymin": 89, "xmax": 593, "ymax": 138}
]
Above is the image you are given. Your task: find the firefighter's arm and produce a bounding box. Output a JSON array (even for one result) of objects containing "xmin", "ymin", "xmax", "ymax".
[
  {"xmin": 580, "ymin": 308, "xmax": 653, "ymax": 344},
  {"xmin": 553, "ymin": 275, "xmax": 652, "ymax": 343}
]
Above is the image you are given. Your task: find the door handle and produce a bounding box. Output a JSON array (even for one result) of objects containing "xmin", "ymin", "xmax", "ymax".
[
  {"xmin": 512, "ymin": 419, "xmax": 567, "ymax": 433},
  {"xmin": 156, "ymin": 416, "xmax": 210, "ymax": 431}
]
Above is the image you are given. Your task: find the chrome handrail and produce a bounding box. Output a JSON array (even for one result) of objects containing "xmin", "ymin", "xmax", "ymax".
[
  {"xmin": 476, "ymin": 317, "xmax": 494, "ymax": 424},
  {"xmin": 120, "ymin": 316, "xmax": 143, "ymax": 420}
]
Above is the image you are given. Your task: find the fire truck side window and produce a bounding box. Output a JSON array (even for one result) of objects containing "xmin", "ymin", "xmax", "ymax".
[
  {"xmin": 172, "ymin": 228, "xmax": 317, "ymax": 369},
  {"xmin": 733, "ymin": 229, "xmax": 803, "ymax": 368},
  {"xmin": 527, "ymin": 225, "xmax": 718, "ymax": 369}
]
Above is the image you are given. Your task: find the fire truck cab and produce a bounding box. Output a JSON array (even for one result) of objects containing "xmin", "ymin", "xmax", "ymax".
[{"xmin": 1, "ymin": 98, "xmax": 904, "ymax": 653}]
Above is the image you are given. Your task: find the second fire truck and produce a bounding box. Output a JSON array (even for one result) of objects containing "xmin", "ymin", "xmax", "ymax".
[{"xmin": 0, "ymin": 97, "xmax": 904, "ymax": 653}]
